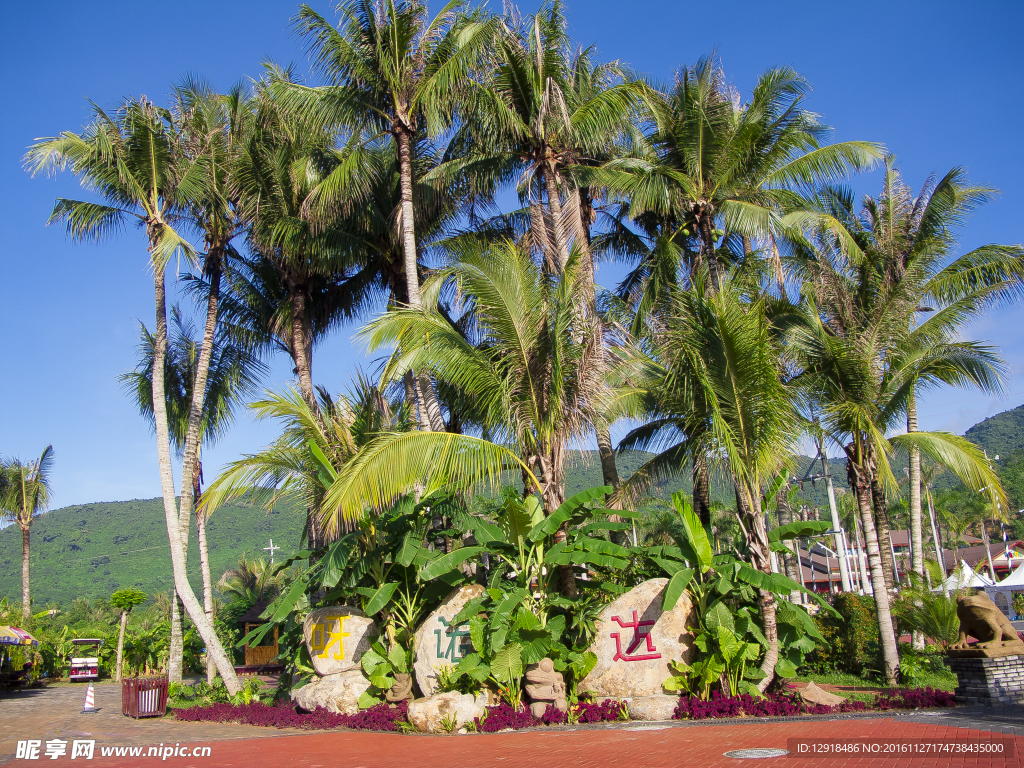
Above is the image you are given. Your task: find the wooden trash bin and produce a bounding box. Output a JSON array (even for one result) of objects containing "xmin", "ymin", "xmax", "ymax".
[{"xmin": 122, "ymin": 676, "xmax": 169, "ymax": 718}]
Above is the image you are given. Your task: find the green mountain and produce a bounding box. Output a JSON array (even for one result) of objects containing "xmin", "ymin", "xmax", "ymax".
[
  {"xmin": 965, "ymin": 402, "xmax": 1024, "ymax": 460},
  {"xmin": 0, "ymin": 499, "xmax": 304, "ymax": 607}
]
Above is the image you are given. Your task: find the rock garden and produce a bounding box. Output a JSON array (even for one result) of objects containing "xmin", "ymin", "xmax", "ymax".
[{"xmin": 168, "ymin": 488, "xmax": 962, "ymax": 734}]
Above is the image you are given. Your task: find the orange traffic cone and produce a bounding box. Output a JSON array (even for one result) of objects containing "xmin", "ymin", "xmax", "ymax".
[{"xmin": 82, "ymin": 682, "xmax": 97, "ymax": 714}]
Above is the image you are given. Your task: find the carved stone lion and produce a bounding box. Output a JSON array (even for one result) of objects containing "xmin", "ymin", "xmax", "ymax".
[{"xmin": 951, "ymin": 592, "xmax": 1022, "ymax": 650}]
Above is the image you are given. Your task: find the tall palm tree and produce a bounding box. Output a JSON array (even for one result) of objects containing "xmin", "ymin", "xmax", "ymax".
[
  {"xmin": 0, "ymin": 446, "xmax": 54, "ymax": 618},
  {"xmin": 281, "ymin": 0, "xmax": 497, "ymax": 431},
  {"xmin": 590, "ymin": 56, "xmax": 882, "ymax": 524},
  {"xmin": 437, "ymin": 9, "xmax": 649, "ymax": 498},
  {"xmin": 358, "ymin": 239, "xmax": 603, "ymax": 595},
  {"xmin": 26, "ymin": 97, "xmax": 242, "ymax": 693},
  {"xmin": 121, "ymin": 306, "xmax": 264, "ymax": 680},
  {"xmin": 854, "ymin": 161, "xmax": 1024, "ymax": 587},
  {"xmin": 618, "ymin": 272, "xmax": 799, "ymax": 690},
  {"xmin": 789, "ymin": 231, "xmax": 1008, "ymax": 685},
  {"xmin": 233, "ymin": 75, "xmax": 363, "ymax": 414}
]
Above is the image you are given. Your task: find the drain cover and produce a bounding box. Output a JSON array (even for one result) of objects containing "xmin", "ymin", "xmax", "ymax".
[{"xmin": 724, "ymin": 748, "xmax": 789, "ymax": 759}]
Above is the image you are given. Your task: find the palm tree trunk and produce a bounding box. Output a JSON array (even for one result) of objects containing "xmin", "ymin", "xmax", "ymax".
[
  {"xmin": 870, "ymin": 479, "xmax": 898, "ymax": 595},
  {"xmin": 116, "ymin": 611, "xmax": 128, "ymax": 682},
  {"xmin": 980, "ymin": 520, "xmax": 997, "ymax": 582},
  {"xmin": 196, "ymin": 510, "xmax": 216, "ymax": 684},
  {"xmin": 152, "ymin": 265, "xmax": 241, "ymax": 695},
  {"xmin": 396, "ymin": 129, "xmax": 422, "ymax": 309},
  {"xmin": 291, "ymin": 290, "xmax": 316, "ymax": 409},
  {"xmin": 543, "ymin": 159, "xmax": 570, "ymax": 270},
  {"xmin": 735, "ymin": 486, "xmax": 778, "ymax": 692},
  {"xmin": 851, "ymin": 458, "xmax": 899, "ymax": 685},
  {"xmin": 693, "ymin": 455, "xmax": 712, "ymax": 528},
  {"xmin": 395, "ymin": 128, "xmax": 444, "ymax": 432},
  {"xmin": 168, "ymin": 593, "xmax": 183, "ymax": 683},
  {"xmin": 20, "ymin": 523, "xmax": 30, "ymax": 617}
]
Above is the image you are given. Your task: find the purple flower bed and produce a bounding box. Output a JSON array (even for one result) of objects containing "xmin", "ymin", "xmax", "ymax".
[
  {"xmin": 174, "ymin": 699, "xmax": 409, "ymax": 732},
  {"xmin": 876, "ymin": 687, "xmax": 956, "ymax": 710},
  {"xmin": 674, "ymin": 686, "xmax": 954, "ymax": 721},
  {"xmin": 475, "ymin": 699, "xmax": 622, "ymax": 732}
]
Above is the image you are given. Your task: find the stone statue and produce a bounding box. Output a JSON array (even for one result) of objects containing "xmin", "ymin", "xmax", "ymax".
[
  {"xmin": 386, "ymin": 672, "xmax": 414, "ymax": 703},
  {"xmin": 949, "ymin": 592, "xmax": 1024, "ymax": 657},
  {"xmin": 524, "ymin": 658, "xmax": 567, "ymax": 718}
]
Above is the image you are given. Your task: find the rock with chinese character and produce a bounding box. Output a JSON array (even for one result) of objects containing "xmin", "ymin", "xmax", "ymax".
[
  {"xmin": 407, "ymin": 690, "xmax": 489, "ymax": 732},
  {"xmin": 413, "ymin": 584, "xmax": 485, "ymax": 696},
  {"xmin": 524, "ymin": 658, "xmax": 568, "ymax": 717},
  {"xmin": 578, "ymin": 578, "xmax": 693, "ymax": 698},
  {"xmin": 291, "ymin": 669, "xmax": 371, "ymax": 715},
  {"xmin": 302, "ymin": 606, "xmax": 379, "ymax": 676}
]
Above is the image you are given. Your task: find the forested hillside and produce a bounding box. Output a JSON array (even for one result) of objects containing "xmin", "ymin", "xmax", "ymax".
[{"xmin": 0, "ymin": 498, "xmax": 304, "ymax": 606}]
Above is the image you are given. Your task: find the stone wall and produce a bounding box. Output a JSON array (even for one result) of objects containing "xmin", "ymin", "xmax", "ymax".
[{"xmin": 948, "ymin": 654, "xmax": 1024, "ymax": 706}]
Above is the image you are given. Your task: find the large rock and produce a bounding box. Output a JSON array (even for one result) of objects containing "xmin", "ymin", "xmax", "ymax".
[
  {"xmin": 303, "ymin": 606, "xmax": 378, "ymax": 676},
  {"xmin": 625, "ymin": 694, "xmax": 680, "ymax": 721},
  {"xmin": 407, "ymin": 691, "xmax": 489, "ymax": 733},
  {"xmin": 413, "ymin": 584, "xmax": 485, "ymax": 696},
  {"xmin": 578, "ymin": 578, "xmax": 693, "ymax": 698},
  {"xmin": 291, "ymin": 670, "xmax": 371, "ymax": 715},
  {"xmin": 798, "ymin": 681, "xmax": 845, "ymax": 707}
]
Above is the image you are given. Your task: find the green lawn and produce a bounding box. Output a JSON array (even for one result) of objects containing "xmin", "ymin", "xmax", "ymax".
[{"xmin": 794, "ymin": 669, "xmax": 957, "ymax": 692}]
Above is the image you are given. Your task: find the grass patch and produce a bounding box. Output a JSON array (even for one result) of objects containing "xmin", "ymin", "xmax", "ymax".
[{"xmin": 794, "ymin": 668, "xmax": 957, "ymax": 693}]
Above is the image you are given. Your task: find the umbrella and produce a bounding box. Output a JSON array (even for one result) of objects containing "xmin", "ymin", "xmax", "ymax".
[{"xmin": 0, "ymin": 626, "xmax": 39, "ymax": 646}]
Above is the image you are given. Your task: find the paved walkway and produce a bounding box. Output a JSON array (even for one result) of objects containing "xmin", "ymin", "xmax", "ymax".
[{"xmin": 3, "ymin": 683, "xmax": 1022, "ymax": 767}]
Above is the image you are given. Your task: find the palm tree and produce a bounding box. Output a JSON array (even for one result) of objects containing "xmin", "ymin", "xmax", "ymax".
[
  {"xmin": 121, "ymin": 305, "xmax": 264, "ymax": 681},
  {"xmin": 26, "ymin": 97, "xmax": 242, "ymax": 694},
  {"xmin": 219, "ymin": 554, "xmax": 286, "ymax": 610},
  {"xmin": 201, "ymin": 379, "xmax": 410, "ymax": 531},
  {"xmin": 233, "ymin": 75, "xmax": 364, "ymax": 415},
  {"xmin": 0, "ymin": 446, "xmax": 54, "ymax": 618},
  {"xmin": 788, "ymin": 216, "xmax": 1008, "ymax": 685},
  {"xmin": 437, "ymin": 10, "xmax": 649, "ymax": 498},
  {"xmin": 280, "ymin": 0, "xmax": 497, "ymax": 432},
  {"xmin": 619, "ymin": 271, "xmax": 799, "ymax": 690},
  {"xmin": 856, "ymin": 161, "xmax": 1024, "ymax": 587},
  {"xmin": 358, "ymin": 239, "xmax": 604, "ymax": 596},
  {"xmin": 590, "ymin": 56, "xmax": 881, "ymax": 524}
]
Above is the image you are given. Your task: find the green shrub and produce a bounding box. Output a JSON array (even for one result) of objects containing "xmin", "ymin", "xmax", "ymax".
[{"xmin": 809, "ymin": 593, "xmax": 881, "ymax": 676}]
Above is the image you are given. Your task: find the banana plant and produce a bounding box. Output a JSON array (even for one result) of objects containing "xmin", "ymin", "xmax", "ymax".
[{"xmin": 645, "ymin": 491, "xmax": 834, "ymax": 689}]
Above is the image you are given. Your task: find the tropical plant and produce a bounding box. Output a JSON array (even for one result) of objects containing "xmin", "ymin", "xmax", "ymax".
[
  {"xmin": 26, "ymin": 97, "xmax": 241, "ymax": 692},
  {"xmin": 358, "ymin": 240, "xmax": 602, "ymax": 595},
  {"xmin": 0, "ymin": 446, "xmax": 54, "ymax": 617}
]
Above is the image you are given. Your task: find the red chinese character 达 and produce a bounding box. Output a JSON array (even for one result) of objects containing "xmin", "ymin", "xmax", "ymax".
[{"xmin": 610, "ymin": 610, "xmax": 661, "ymax": 661}]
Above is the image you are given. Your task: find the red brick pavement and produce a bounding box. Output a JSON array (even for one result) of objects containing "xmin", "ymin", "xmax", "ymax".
[{"xmin": 84, "ymin": 718, "xmax": 1022, "ymax": 768}]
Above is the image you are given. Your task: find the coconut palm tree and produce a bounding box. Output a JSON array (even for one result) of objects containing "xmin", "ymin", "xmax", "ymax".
[
  {"xmin": 437, "ymin": 12, "xmax": 649, "ymax": 498},
  {"xmin": 279, "ymin": 0, "xmax": 497, "ymax": 432},
  {"xmin": 121, "ymin": 305, "xmax": 265, "ymax": 680},
  {"xmin": 201, "ymin": 379, "xmax": 411, "ymax": 529},
  {"xmin": 358, "ymin": 239, "xmax": 604, "ymax": 595},
  {"xmin": 233, "ymin": 75, "xmax": 365, "ymax": 414},
  {"xmin": 26, "ymin": 97, "xmax": 242, "ymax": 694},
  {"xmin": 852, "ymin": 161, "xmax": 1024, "ymax": 588},
  {"xmin": 788, "ymin": 241, "xmax": 1008, "ymax": 685},
  {"xmin": 0, "ymin": 446, "xmax": 54, "ymax": 618},
  {"xmin": 618, "ymin": 271, "xmax": 801, "ymax": 690}
]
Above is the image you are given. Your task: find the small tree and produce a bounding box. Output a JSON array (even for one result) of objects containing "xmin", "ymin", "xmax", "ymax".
[{"xmin": 110, "ymin": 589, "xmax": 148, "ymax": 682}]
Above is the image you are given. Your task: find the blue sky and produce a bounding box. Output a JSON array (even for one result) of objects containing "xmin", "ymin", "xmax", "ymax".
[{"xmin": 2, "ymin": 0, "xmax": 1022, "ymax": 508}]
